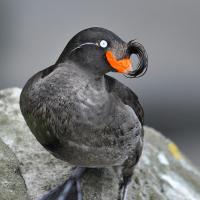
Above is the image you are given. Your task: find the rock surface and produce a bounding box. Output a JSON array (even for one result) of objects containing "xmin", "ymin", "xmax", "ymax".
[
  {"xmin": 0, "ymin": 88, "xmax": 200, "ymax": 200},
  {"xmin": 0, "ymin": 137, "xmax": 28, "ymax": 200}
]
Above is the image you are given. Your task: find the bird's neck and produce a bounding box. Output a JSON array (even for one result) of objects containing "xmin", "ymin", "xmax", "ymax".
[
  {"xmin": 57, "ymin": 59, "xmax": 107, "ymax": 89},
  {"xmin": 77, "ymin": 66, "xmax": 107, "ymax": 91},
  {"xmin": 66, "ymin": 54, "xmax": 110, "ymax": 77}
]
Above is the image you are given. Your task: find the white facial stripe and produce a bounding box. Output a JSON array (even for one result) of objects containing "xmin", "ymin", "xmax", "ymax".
[{"xmin": 69, "ymin": 42, "xmax": 98, "ymax": 55}]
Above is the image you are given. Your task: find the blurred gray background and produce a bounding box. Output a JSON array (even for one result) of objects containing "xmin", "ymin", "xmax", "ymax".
[{"xmin": 0, "ymin": 0, "xmax": 199, "ymax": 167}]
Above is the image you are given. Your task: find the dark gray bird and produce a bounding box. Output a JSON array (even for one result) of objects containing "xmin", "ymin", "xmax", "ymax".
[{"xmin": 20, "ymin": 27, "xmax": 148, "ymax": 200}]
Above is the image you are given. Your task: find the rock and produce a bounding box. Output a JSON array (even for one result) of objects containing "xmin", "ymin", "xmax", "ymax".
[
  {"xmin": 0, "ymin": 137, "xmax": 28, "ymax": 200},
  {"xmin": 0, "ymin": 87, "xmax": 200, "ymax": 200}
]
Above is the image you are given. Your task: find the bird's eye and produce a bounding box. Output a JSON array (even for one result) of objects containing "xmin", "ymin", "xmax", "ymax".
[{"xmin": 100, "ymin": 40, "xmax": 108, "ymax": 48}]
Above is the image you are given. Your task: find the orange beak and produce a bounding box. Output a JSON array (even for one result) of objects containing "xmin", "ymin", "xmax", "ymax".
[{"xmin": 106, "ymin": 51, "xmax": 132, "ymax": 73}]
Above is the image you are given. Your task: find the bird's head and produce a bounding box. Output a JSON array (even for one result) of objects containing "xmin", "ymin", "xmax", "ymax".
[{"xmin": 56, "ymin": 27, "xmax": 148, "ymax": 78}]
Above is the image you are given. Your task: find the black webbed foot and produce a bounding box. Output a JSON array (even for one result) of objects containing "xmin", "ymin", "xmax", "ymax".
[
  {"xmin": 118, "ymin": 176, "xmax": 131, "ymax": 200},
  {"xmin": 114, "ymin": 158, "xmax": 136, "ymax": 200},
  {"xmin": 40, "ymin": 167, "xmax": 86, "ymax": 200}
]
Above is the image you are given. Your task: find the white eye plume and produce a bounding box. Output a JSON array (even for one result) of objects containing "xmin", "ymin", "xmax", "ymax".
[{"xmin": 100, "ymin": 40, "xmax": 108, "ymax": 48}]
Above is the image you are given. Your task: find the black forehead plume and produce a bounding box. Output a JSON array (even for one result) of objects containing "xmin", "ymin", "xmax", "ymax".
[{"xmin": 69, "ymin": 27, "xmax": 122, "ymax": 43}]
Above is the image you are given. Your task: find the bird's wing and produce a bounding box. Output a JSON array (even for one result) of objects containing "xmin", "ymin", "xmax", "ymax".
[{"xmin": 104, "ymin": 75, "xmax": 144, "ymax": 125}]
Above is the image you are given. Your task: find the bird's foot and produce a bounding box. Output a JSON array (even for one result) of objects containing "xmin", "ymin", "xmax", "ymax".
[
  {"xmin": 118, "ymin": 176, "xmax": 131, "ymax": 200},
  {"xmin": 40, "ymin": 167, "xmax": 86, "ymax": 200},
  {"xmin": 58, "ymin": 168, "xmax": 85, "ymax": 200}
]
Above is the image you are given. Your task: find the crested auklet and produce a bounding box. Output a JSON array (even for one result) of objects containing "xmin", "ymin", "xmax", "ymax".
[{"xmin": 20, "ymin": 27, "xmax": 148, "ymax": 200}]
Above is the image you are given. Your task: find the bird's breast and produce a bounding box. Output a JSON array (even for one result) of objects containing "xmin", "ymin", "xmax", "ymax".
[
  {"xmin": 20, "ymin": 66, "xmax": 142, "ymax": 166},
  {"xmin": 72, "ymin": 82, "xmax": 112, "ymax": 126}
]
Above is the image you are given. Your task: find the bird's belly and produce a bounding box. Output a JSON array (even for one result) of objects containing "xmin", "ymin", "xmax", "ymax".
[
  {"xmin": 50, "ymin": 116, "xmax": 142, "ymax": 167},
  {"xmin": 51, "ymin": 136, "xmax": 137, "ymax": 167},
  {"xmin": 42, "ymin": 96, "xmax": 142, "ymax": 167}
]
